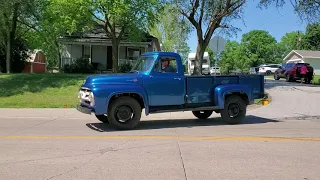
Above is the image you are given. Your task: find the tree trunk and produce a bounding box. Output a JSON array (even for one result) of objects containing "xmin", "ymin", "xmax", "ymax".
[
  {"xmin": 192, "ymin": 44, "xmax": 205, "ymax": 76},
  {"xmin": 111, "ymin": 38, "xmax": 119, "ymax": 73},
  {"xmin": 5, "ymin": 3, "xmax": 19, "ymax": 73},
  {"xmin": 5, "ymin": 37, "xmax": 11, "ymax": 73}
]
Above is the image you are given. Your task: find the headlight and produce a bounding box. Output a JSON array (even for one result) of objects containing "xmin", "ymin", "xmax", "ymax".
[{"xmin": 88, "ymin": 92, "xmax": 95, "ymax": 106}]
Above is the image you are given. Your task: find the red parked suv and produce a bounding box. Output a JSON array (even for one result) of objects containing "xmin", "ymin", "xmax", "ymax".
[{"xmin": 274, "ymin": 63, "xmax": 314, "ymax": 83}]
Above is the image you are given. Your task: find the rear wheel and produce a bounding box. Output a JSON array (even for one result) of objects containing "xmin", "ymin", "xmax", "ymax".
[
  {"xmin": 266, "ymin": 70, "xmax": 271, "ymax": 76},
  {"xmin": 192, "ymin": 110, "xmax": 213, "ymax": 120},
  {"xmin": 95, "ymin": 114, "xmax": 109, "ymax": 123},
  {"xmin": 274, "ymin": 73, "xmax": 280, "ymax": 80},
  {"xmin": 107, "ymin": 96, "xmax": 142, "ymax": 130},
  {"xmin": 220, "ymin": 95, "xmax": 247, "ymax": 125}
]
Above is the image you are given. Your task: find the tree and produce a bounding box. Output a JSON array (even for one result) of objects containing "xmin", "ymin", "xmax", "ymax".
[
  {"xmin": 241, "ymin": 30, "xmax": 281, "ymax": 66},
  {"xmin": 219, "ymin": 40, "xmax": 249, "ymax": 73},
  {"xmin": 52, "ymin": 0, "xmax": 162, "ymax": 72},
  {"xmin": 259, "ymin": 0, "xmax": 320, "ymax": 22},
  {"xmin": 302, "ymin": 22, "xmax": 320, "ymax": 51},
  {"xmin": 0, "ymin": 0, "xmax": 40, "ymax": 73},
  {"xmin": 24, "ymin": 0, "xmax": 93, "ymax": 69},
  {"xmin": 0, "ymin": 37, "xmax": 29, "ymax": 73},
  {"xmin": 171, "ymin": 0, "xmax": 246, "ymax": 75},
  {"xmin": 150, "ymin": 3, "xmax": 191, "ymax": 64},
  {"xmin": 278, "ymin": 31, "xmax": 303, "ymax": 57}
]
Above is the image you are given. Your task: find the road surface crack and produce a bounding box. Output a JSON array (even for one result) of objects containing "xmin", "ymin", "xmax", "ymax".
[
  {"xmin": 6, "ymin": 116, "xmax": 62, "ymax": 136},
  {"xmin": 46, "ymin": 141, "xmax": 130, "ymax": 180},
  {"xmin": 173, "ymin": 129, "xmax": 188, "ymax": 180},
  {"xmin": 177, "ymin": 140, "xmax": 188, "ymax": 180}
]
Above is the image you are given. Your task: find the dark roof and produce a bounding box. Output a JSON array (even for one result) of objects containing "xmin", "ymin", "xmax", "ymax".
[{"xmin": 61, "ymin": 23, "xmax": 157, "ymax": 43}]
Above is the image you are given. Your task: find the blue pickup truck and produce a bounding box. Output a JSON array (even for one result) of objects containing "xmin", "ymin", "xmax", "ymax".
[{"xmin": 76, "ymin": 52, "xmax": 265, "ymax": 130}]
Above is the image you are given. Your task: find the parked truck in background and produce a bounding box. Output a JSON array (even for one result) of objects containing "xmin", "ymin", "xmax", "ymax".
[
  {"xmin": 76, "ymin": 52, "xmax": 266, "ymax": 130},
  {"xmin": 187, "ymin": 52, "xmax": 210, "ymax": 75}
]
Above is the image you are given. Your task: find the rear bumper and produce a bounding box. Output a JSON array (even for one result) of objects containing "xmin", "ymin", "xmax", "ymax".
[{"xmin": 76, "ymin": 104, "xmax": 94, "ymax": 115}]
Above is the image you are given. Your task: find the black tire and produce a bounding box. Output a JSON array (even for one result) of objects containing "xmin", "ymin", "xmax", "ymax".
[
  {"xmin": 95, "ymin": 114, "xmax": 109, "ymax": 123},
  {"xmin": 192, "ymin": 110, "xmax": 213, "ymax": 120},
  {"xmin": 107, "ymin": 96, "xmax": 142, "ymax": 130},
  {"xmin": 266, "ymin": 70, "xmax": 271, "ymax": 76},
  {"xmin": 220, "ymin": 95, "xmax": 247, "ymax": 125},
  {"xmin": 274, "ymin": 73, "xmax": 280, "ymax": 80}
]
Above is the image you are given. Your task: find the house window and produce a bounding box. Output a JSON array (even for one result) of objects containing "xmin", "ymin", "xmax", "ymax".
[
  {"xmin": 83, "ymin": 45, "xmax": 90, "ymax": 59},
  {"xmin": 127, "ymin": 47, "xmax": 141, "ymax": 60}
]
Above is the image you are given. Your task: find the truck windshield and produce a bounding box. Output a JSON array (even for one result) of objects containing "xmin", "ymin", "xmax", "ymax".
[{"xmin": 130, "ymin": 56, "xmax": 155, "ymax": 72}]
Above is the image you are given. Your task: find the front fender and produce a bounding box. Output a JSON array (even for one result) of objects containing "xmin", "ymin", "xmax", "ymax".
[
  {"xmin": 213, "ymin": 84, "xmax": 252, "ymax": 109},
  {"xmin": 92, "ymin": 84, "xmax": 149, "ymax": 116}
]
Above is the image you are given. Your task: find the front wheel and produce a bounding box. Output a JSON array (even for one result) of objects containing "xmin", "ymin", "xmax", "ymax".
[
  {"xmin": 220, "ymin": 95, "xmax": 247, "ymax": 125},
  {"xmin": 192, "ymin": 110, "xmax": 213, "ymax": 120},
  {"xmin": 274, "ymin": 73, "xmax": 280, "ymax": 80},
  {"xmin": 107, "ymin": 96, "xmax": 142, "ymax": 130},
  {"xmin": 95, "ymin": 114, "xmax": 109, "ymax": 123}
]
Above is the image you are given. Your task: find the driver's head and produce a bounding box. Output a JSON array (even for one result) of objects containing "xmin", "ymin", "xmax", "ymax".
[{"xmin": 162, "ymin": 58, "xmax": 170, "ymax": 67}]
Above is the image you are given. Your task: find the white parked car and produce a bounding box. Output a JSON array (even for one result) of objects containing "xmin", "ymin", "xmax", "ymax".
[
  {"xmin": 259, "ymin": 64, "xmax": 281, "ymax": 75},
  {"xmin": 210, "ymin": 67, "xmax": 220, "ymax": 75}
]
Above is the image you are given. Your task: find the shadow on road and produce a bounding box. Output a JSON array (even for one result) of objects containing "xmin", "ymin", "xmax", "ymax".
[{"xmin": 86, "ymin": 115, "xmax": 280, "ymax": 132}]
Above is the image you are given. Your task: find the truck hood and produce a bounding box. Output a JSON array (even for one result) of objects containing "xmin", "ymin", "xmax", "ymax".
[{"xmin": 83, "ymin": 73, "xmax": 141, "ymax": 86}]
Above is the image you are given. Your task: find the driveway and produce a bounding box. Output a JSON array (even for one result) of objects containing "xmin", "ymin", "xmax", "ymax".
[{"xmin": 0, "ymin": 80, "xmax": 319, "ymax": 180}]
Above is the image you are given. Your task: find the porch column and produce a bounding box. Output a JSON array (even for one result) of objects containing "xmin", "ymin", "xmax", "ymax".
[
  {"xmin": 90, "ymin": 45, "xmax": 92, "ymax": 63},
  {"xmin": 118, "ymin": 43, "xmax": 120, "ymax": 66}
]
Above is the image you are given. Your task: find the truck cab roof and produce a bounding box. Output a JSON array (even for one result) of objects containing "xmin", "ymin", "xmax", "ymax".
[{"xmin": 142, "ymin": 51, "xmax": 181, "ymax": 57}]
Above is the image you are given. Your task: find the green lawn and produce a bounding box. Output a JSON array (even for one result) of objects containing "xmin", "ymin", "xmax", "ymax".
[
  {"xmin": 0, "ymin": 73, "xmax": 89, "ymax": 108},
  {"xmin": 313, "ymin": 75, "xmax": 320, "ymax": 85}
]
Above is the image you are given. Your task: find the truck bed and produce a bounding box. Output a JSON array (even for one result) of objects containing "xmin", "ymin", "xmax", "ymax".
[{"xmin": 185, "ymin": 75, "xmax": 265, "ymax": 104}]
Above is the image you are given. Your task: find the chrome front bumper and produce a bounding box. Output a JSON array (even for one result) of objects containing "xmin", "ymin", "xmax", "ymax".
[{"xmin": 76, "ymin": 104, "xmax": 93, "ymax": 115}]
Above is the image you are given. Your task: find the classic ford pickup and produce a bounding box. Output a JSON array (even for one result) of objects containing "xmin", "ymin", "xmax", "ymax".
[{"xmin": 77, "ymin": 52, "xmax": 265, "ymax": 130}]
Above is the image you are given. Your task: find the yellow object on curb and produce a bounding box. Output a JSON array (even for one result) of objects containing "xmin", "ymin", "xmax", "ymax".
[{"xmin": 261, "ymin": 99, "xmax": 269, "ymax": 105}]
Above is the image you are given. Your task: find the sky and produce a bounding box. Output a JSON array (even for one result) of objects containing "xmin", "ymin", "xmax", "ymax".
[{"xmin": 187, "ymin": 1, "xmax": 309, "ymax": 52}]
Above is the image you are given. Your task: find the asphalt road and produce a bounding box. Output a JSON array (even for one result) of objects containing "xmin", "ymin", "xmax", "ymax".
[{"xmin": 0, "ymin": 80, "xmax": 320, "ymax": 180}]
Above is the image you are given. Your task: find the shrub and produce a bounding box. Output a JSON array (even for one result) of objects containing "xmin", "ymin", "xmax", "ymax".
[
  {"xmin": 62, "ymin": 58, "xmax": 95, "ymax": 73},
  {"xmin": 118, "ymin": 63, "xmax": 133, "ymax": 73}
]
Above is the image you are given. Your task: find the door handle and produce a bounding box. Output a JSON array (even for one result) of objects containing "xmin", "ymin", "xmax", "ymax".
[{"xmin": 174, "ymin": 77, "xmax": 181, "ymax": 80}]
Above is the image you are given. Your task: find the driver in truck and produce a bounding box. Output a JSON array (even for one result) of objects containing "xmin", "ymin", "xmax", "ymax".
[{"xmin": 161, "ymin": 58, "xmax": 176, "ymax": 72}]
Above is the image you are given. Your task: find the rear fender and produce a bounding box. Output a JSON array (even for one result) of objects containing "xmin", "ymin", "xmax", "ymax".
[
  {"xmin": 213, "ymin": 84, "xmax": 252, "ymax": 109},
  {"xmin": 92, "ymin": 84, "xmax": 149, "ymax": 116}
]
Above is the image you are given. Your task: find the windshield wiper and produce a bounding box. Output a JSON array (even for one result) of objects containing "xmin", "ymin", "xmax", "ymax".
[{"xmin": 128, "ymin": 70, "xmax": 139, "ymax": 73}]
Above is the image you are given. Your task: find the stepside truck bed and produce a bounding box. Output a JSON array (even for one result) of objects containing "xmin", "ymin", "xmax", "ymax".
[{"xmin": 185, "ymin": 75, "xmax": 265, "ymax": 106}]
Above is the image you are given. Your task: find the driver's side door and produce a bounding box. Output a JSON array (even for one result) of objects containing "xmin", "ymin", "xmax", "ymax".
[{"xmin": 143, "ymin": 56, "xmax": 185, "ymax": 106}]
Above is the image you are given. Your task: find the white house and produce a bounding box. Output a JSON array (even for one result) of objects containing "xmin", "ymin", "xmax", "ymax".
[
  {"xmin": 58, "ymin": 23, "xmax": 161, "ymax": 71},
  {"xmin": 283, "ymin": 50, "xmax": 320, "ymax": 74}
]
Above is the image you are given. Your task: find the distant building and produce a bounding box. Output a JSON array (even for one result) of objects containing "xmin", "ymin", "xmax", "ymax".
[
  {"xmin": 58, "ymin": 23, "xmax": 161, "ymax": 71},
  {"xmin": 23, "ymin": 49, "xmax": 46, "ymax": 73}
]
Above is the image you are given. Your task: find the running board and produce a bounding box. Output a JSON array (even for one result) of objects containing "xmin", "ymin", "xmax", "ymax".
[{"xmin": 149, "ymin": 106, "xmax": 220, "ymax": 114}]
